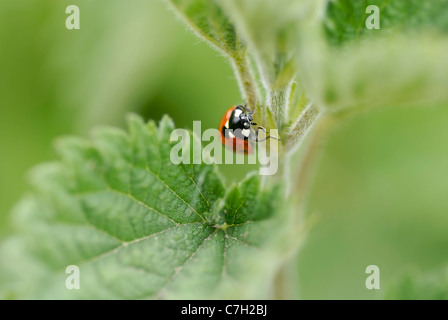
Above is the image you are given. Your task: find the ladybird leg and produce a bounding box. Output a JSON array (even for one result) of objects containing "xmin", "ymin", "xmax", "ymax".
[
  {"xmin": 254, "ymin": 135, "xmax": 281, "ymax": 142},
  {"xmin": 249, "ymin": 126, "xmax": 281, "ymax": 142}
]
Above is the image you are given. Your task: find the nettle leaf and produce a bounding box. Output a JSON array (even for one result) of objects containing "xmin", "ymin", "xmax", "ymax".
[
  {"xmin": 303, "ymin": 35, "xmax": 448, "ymax": 112},
  {"xmin": 325, "ymin": 0, "xmax": 448, "ymax": 46},
  {"xmin": 298, "ymin": 0, "xmax": 448, "ymax": 112},
  {"xmin": 0, "ymin": 115, "xmax": 283, "ymax": 299},
  {"xmin": 166, "ymin": 0, "xmax": 242, "ymax": 56}
]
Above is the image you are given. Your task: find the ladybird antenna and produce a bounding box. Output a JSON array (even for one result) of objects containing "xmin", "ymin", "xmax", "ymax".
[{"xmin": 241, "ymin": 104, "xmax": 255, "ymax": 115}]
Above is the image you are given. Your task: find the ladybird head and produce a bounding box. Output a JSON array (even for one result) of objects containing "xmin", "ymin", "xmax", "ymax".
[{"xmin": 235, "ymin": 105, "xmax": 257, "ymax": 130}]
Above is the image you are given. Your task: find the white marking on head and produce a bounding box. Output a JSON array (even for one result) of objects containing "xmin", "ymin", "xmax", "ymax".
[
  {"xmin": 233, "ymin": 108, "xmax": 243, "ymax": 118},
  {"xmin": 225, "ymin": 120, "xmax": 229, "ymax": 128}
]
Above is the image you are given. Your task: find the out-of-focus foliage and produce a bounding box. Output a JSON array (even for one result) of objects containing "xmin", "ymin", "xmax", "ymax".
[
  {"xmin": 300, "ymin": 0, "xmax": 448, "ymax": 112},
  {"xmin": 325, "ymin": 0, "xmax": 448, "ymax": 45},
  {"xmin": 298, "ymin": 105, "xmax": 448, "ymax": 299},
  {"xmin": 302, "ymin": 36, "xmax": 448, "ymax": 112},
  {"xmin": 385, "ymin": 267, "xmax": 448, "ymax": 300}
]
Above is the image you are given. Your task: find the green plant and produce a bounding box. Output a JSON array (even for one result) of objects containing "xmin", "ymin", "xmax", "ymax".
[{"xmin": 2, "ymin": 0, "xmax": 448, "ymax": 299}]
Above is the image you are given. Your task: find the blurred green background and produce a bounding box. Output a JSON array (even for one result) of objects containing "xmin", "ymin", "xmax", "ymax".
[{"xmin": 1, "ymin": 0, "xmax": 447, "ymax": 299}]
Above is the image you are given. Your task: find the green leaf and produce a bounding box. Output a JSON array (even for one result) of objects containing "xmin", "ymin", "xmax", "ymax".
[
  {"xmin": 298, "ymin": 1, "xmax": 448, "ymax": 113},
  {"xmin": 166, "ymin": 0, "xmax": 242, "ymax": 56},
  {"xmin": 325, "ymin": 0, "xmax": 448, "ymax": 46},
  {"xmin": 0, "ymin": 115, "xmax": 284, "ymax": 299}
]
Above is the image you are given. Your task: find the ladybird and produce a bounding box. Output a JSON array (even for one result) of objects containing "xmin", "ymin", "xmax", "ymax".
[{"xmin": 218, "ymin": 105, "xmax": 277, "ymax": 154}]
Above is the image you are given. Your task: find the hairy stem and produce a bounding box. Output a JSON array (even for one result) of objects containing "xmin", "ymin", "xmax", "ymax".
[
  {"xmin": 231, "ymin": 53, "xmax": 259, "ymax": 110},
  {"xmin": 285, "ymin": 104, "xmax": 320, "ymax": 149},
  {"xmin": 267, "ymin": 82, "xmax": 293, "ymax": 129}
]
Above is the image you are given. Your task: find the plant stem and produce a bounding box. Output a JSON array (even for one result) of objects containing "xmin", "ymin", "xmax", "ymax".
[
  {"xmin": 231, "ymin": 53, "xmax": 259, "ymax": 110},
  {"xmin": 272, "ymin": 113, "xmax": 334, "ymax": 299},
  {"xmin": 293, "ymin": 113, "xmax": 334, "ymax": 203},
  {"xmin": 286, "ymin": 104, "xmax": 320, "ymax": 149},
  {"xmin": 267, "ymin": 82, "xmax": 293, "ymax": 130}
]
